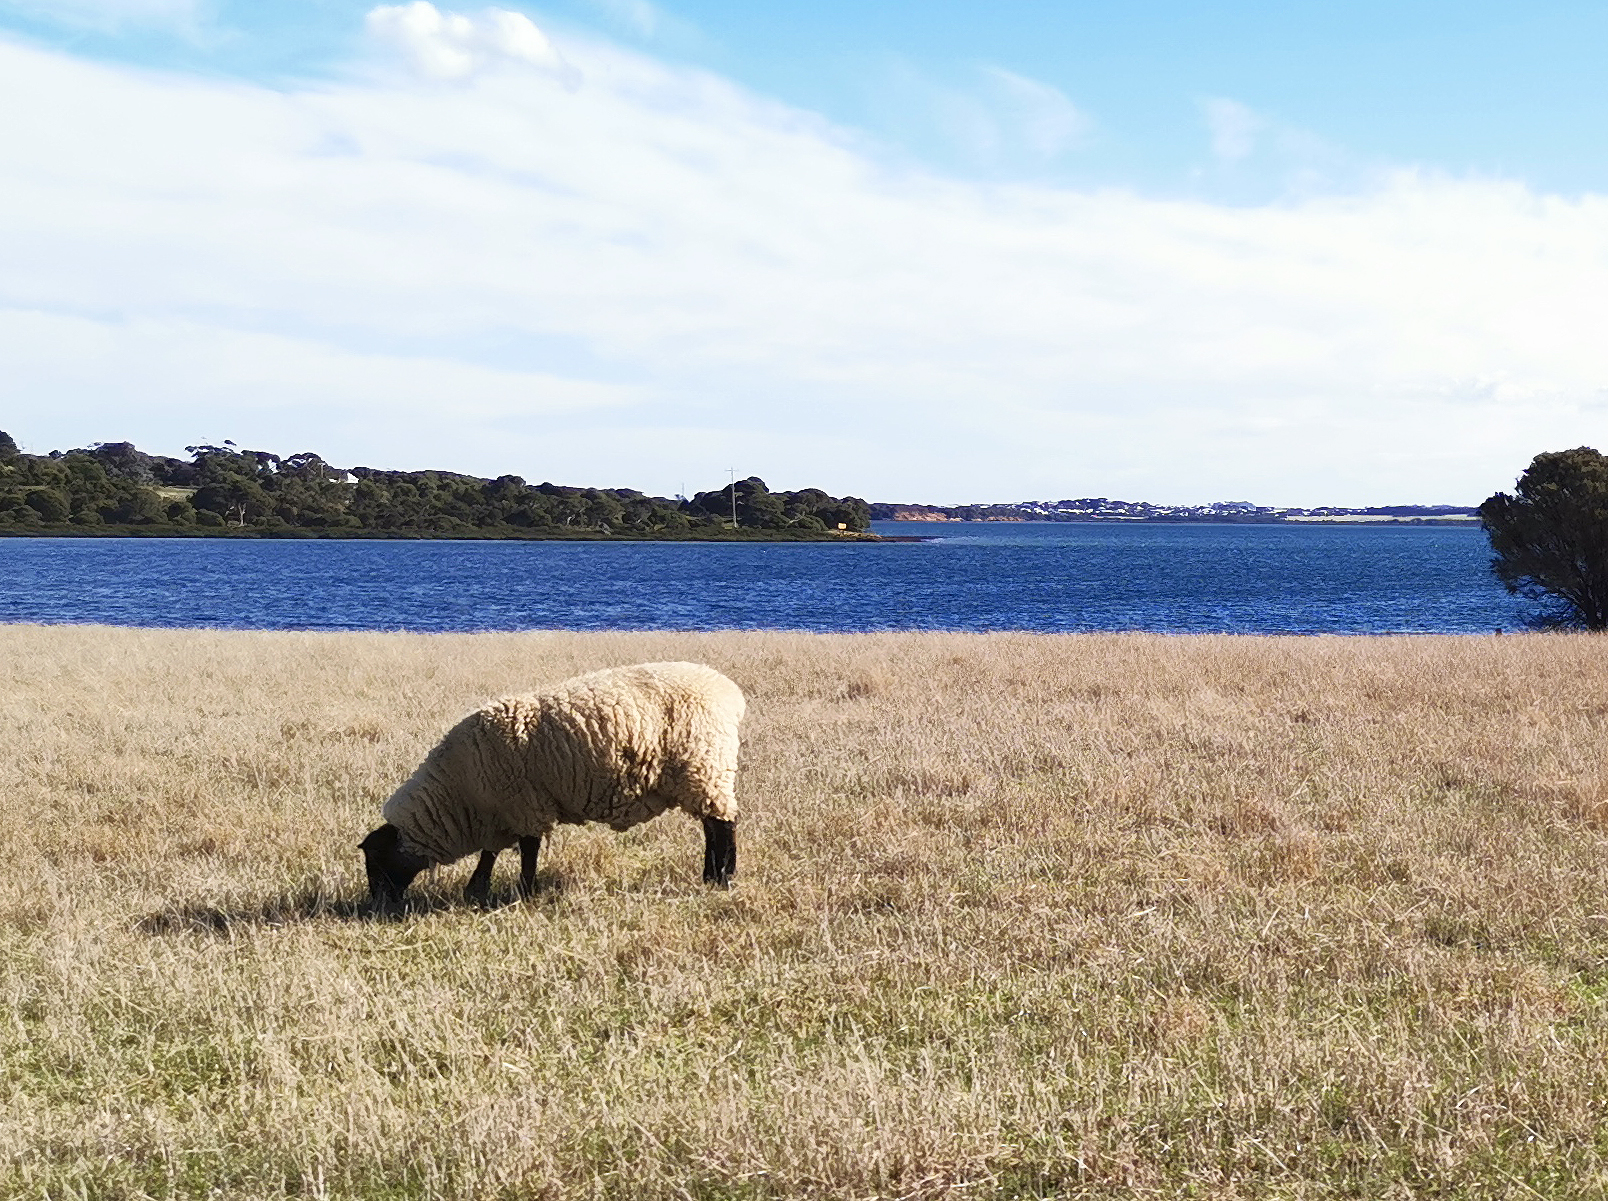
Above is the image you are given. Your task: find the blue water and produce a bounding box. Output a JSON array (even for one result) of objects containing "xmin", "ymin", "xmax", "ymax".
[{"xmin": 0, "ymin": 522, "xmax": 1524, "ymax": 634}]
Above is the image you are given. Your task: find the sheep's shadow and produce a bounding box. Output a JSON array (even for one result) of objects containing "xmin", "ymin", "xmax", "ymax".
[{"xmin": 139, "ymin": 880, "xmax": 565, "ymax": 936}]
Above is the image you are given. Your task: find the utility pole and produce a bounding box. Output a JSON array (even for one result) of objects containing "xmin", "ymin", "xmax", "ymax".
[{"xmin": 728, "ymin": 467, "xmax": 738, "ymax": 529}]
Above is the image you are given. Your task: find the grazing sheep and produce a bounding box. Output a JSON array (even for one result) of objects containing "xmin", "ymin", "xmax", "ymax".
[{"xmin": 360, "ymin": 661, "xmax": 745, "ymax": 910}]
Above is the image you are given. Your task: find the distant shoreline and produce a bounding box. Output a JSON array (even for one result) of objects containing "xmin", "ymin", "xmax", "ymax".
[
  {"xmin": 0, "ymin": 525, "xmax": 884, "ymax": 543},
  {"xmin": 873, "ymin": 501, "xmax": 1481, "ymax": 525}
]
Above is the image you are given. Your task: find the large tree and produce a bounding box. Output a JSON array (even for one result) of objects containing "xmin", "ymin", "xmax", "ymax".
[{"xmin": 1480, "ymin": 447, "xmax": 1608, "ymax": 629}]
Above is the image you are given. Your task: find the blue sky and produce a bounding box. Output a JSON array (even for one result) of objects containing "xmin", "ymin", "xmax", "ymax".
[
  {"xmin": 1, "ymin": 0, "xmax": 1605, "ymax": 503},
  {"xmin": 17, "ymin": 0, "xmax": 1608, "ymax": 193}
]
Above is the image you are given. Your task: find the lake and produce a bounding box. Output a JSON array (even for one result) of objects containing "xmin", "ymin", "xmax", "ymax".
[{"xmin": 0, "ymin": 522, "xmax": 1523, "ymax": 634}]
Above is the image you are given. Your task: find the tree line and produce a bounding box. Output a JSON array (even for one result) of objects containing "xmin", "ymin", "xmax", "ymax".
[{"xmin": 0, "ymin": 433, "xmax": 871, "ymax": 539}]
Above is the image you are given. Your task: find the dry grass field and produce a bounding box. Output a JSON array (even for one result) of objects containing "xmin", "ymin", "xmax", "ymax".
[{"xmin": 5, "ymin": 624, "xmax": 1608, "ymax": 1199}]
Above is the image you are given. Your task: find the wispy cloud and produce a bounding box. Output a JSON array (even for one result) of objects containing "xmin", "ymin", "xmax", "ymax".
[
  {"xmin": 895, "ymin": 62, "xmax": 1093, "ymax": 168},
  {"xmin": 981, "ymin": 67, "xmax": 1090, "ymax": 160},
  {"xmin": 0, "ymin": 0, "xmax": 202, "ymax": 33},
  {"xmin": 0, "ymin": 14, "xmax": 1603, "ymax": 502},
  {"xmin": 586, "ymin": 0, "xmax": 659, "ymax": 39},
  {"xmin": 581, "ymin": 0, "xmax": 706, "ymax": 53},
  {"xmin": 1196, "ymin": 96, "xmax": 1354, "ymax": 195},
  {"xmin": 1201, "ymin": 96, "xmax": 1264, "ymax": 162}
]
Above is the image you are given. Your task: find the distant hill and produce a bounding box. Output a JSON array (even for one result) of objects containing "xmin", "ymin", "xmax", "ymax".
[
  {"xmin": 0, "ymin": 433, "xmax": 872, "ymax": 540},
  {"xmin": 869, "ymin": 498, "xmax": 1479, "ymax": 524}
]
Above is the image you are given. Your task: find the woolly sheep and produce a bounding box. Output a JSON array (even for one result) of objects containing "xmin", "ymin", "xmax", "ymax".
[{"xmin": 360, "ymin": 661, "xmax": 745, "ymax": 910}]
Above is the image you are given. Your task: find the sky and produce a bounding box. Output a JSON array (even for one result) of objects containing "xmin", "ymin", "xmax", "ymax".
[{"xmin": 1, "ymin": 1, "xmax": 1606, "ymax": 505}]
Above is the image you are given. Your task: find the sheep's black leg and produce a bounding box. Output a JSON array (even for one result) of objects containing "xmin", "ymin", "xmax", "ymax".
[
  {"xmin": 518, "ymin": 835, "xmax": 542, "ymax": 897},
  {"xmin": 702, "ymin": 817, "xmax": 736, "ymax": 887},
  {"xmin": 465, "ymin": 850, "xmax": 498, "ymax": 907}
]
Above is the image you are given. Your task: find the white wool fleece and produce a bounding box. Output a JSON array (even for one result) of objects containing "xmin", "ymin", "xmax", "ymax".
[{"xmin": 382, "ymin": 661, "xmax": 745, "ymax": 866}]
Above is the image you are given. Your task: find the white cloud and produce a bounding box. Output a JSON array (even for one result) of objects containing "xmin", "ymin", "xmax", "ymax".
[
  {"xmin": 0, "ymin": 25, "xmax": 1605, "ymax": 503},
  {"xmin": 0, "ymin": 308, "xmax": 639, "ymax": 471},
  {"xmin": 0, "ymin": 310, "xmax": 635, "ymax": 421},
  {"xmin": 365, "ymin": 3, "xmax": 576, "ymax": 83}
]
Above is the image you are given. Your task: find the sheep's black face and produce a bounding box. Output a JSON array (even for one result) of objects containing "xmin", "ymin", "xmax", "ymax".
[{"xmin": 360, "ymin": 824, "xmax": 430, "ymax": 911}]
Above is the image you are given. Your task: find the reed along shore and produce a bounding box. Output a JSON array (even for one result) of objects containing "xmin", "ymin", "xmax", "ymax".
[{"xmin": 6, "ymin": 624, "xmax": 1608, "ymax": 1198}]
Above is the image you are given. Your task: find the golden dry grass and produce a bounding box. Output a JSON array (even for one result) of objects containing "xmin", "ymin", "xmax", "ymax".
[{"xmin": 5, "ymin": 624, "xmax": 1608, "ymax": 1199}]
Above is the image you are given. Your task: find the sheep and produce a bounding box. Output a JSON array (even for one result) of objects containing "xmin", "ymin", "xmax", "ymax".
[{"xmin": 359, "ymin": 661, "xmax": 745, "ymax": 911}]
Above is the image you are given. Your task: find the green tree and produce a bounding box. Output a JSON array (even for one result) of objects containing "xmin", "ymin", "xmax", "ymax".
[
  {"xmin": 1480, "ymin": 447, "xmax": 1608, "ymax": 629},
  {"xmin": 101, "ymin": 485, "xmax": 166, "ymax": 525},
  {"xmin": 24, "ymin": 487, "xmax": 70, "ymax": 523},
  {"xmin": 193, "ymin": 478, "xmax": 270, "ymax": 527},
  {"xmin": 0, "ymin": 430, "xmax": 18, "ymax": 462},
  {"xmin": 691, "ymin": 477, "xmax": 782, "ymax": 528},
  {"xmin": 84, "ymin": 442, "xmax": 155, "ymax": 483}
]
